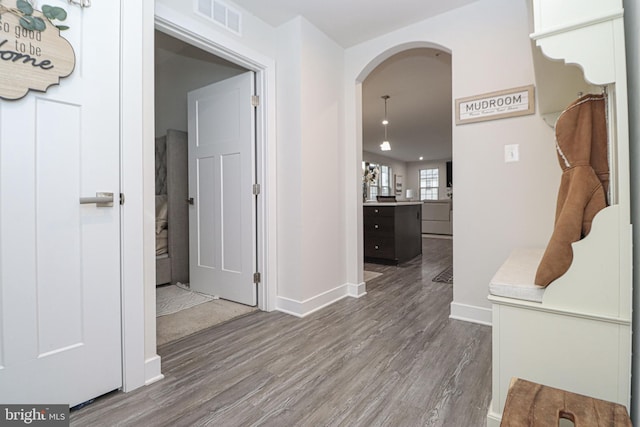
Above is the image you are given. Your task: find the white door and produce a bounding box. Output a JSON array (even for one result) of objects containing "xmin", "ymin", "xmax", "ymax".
[
  {"xmin": 188, "ymin": 72, "xmax": 257, "ymax": 306},
  {"xmin": 0, "ymin": 1, "xmax": 122, "ymax": 406}
]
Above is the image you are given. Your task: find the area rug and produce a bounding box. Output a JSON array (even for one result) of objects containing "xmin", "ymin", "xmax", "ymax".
[
  {"xmin": 432, "ymin": 265, "xmax": 453, "ymax": 284},
  {"xmin": 156, "ymin": 282, "xmax": 215, "ymax": 317},
  {"xmin": 157, "ymin": 299, "xmax": 257, "ymax": 346},
  {"xmin": 364, "ymin": 270, "xmax": 383, "ymax": 282}
]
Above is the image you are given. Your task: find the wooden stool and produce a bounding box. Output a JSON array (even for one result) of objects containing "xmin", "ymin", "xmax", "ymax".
[{"xmin": 501, "ymin": 378, "xmax": 632, "ymax": 426}]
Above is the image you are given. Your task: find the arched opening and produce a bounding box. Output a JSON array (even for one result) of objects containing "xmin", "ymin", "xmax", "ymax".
[{"xmin": 354, "ymin": 41, "xmax": 453, "ymax": 289}]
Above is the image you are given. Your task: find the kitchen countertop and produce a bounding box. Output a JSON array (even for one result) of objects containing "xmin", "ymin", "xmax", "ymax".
[{"xmin": 363, "ymin": 201, "xmax": 423, "ymax": 206}]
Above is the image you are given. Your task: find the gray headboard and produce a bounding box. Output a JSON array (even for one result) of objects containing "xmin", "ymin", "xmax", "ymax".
[
  {"xmin": 155, "ymin": 135, "xmax": 168, "ymax": 195},
  {"xmin": 155, "ymin": 129, "xmax": 189, "ymax": 285}
]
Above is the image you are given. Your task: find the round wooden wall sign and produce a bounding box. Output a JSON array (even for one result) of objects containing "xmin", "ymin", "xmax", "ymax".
[{"xmin": 0, "ymin": 0, "xmax": 75, "ymax": 100}]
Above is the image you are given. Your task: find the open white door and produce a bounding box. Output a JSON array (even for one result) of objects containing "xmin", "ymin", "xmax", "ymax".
[
  {"xmin": 188, "ymin": 72, "xmax": 257, "ymax": 306},
  {"xmin": 0, "ymin": 2, "xmax": 122, "ymax": 405}
]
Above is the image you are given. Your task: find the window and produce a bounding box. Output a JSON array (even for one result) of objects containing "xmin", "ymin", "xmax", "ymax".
[
  {"xmin": 380, "ymin": 165, "xmax": 391, "ymax": 196},
  {"xmin": 420, "ymin": 168, "xmax": 439, "ymax": 200},
  {"xmin": 369, "ymin": 184, "xmax": 379, "ymax": 200}
]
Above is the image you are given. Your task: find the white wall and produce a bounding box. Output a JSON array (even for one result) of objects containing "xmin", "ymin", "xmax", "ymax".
[
  {"xmin": 300, "ymin": 18, "xmax": 346, "ymax": 303},
  {"xmin": 345, "ymin": 0, "xmax": 560, "ymax": 324},
  {"xmin": 276, "ymin": 17, "xmax": 348, "ymax": 311},
  {"xmin": 155, "ymin": 37, "xmax": 245, "ymax": 136},
  {"xmin": 275, "ymin": 19, "xmax": 303, "ymax": 302}
]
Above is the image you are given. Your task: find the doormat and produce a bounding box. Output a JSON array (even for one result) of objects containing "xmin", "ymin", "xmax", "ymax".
[
  {"xmin": 156, "ymin": 282, "xmax": 216, "ymax": 317},
  {"xmin": 364, "ymin": 270, "xmax": 383, "ymax": 282},
  {"xmin": 433, "ymin": 266, "xmax": 453, "ymax": 284}
]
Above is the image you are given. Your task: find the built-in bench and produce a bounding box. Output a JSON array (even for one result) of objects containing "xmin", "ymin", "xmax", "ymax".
[{"xmin": 486, "ymin": 208, "xmax": 631, "ymax": 427}]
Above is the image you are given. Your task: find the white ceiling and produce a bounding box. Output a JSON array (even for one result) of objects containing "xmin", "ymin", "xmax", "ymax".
[
  {"xmin": 230, "ymin": 0, "xmax": 479, "ymax": 48},
  {"xmin": 362, "ymin": 48, "xmax": 452, "ymax": 163}
]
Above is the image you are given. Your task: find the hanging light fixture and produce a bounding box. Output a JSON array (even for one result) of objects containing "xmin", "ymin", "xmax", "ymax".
[{"xmin": 380, "ymin": 95, "xmax": 391, "ymax": 151}]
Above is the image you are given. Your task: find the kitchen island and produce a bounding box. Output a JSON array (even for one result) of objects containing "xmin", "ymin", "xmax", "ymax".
[{"xmin": 363, "ymin": 201, "xmax": 422, "ymax": 264}]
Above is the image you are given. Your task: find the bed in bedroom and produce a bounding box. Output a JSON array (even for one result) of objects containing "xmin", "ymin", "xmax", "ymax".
[{"xmin": 155, "ymin": 129, "xmax": 189, "ymax": 286}]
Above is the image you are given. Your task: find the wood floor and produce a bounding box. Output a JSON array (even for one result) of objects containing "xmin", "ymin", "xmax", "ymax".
[{"xmin": 70, "ymin": 238, "xmax": 492, "ymax": 426}]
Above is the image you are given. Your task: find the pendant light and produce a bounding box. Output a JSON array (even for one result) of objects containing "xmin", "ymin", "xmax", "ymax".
[{"xmin": 380, "ymin": 95, "xmax": 391, "ymax": 151}]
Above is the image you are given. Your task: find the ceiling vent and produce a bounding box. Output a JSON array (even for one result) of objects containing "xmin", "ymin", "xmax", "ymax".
[{"xmin": 197, "ymin": 0, "xmax": 242, "ymax": 35}]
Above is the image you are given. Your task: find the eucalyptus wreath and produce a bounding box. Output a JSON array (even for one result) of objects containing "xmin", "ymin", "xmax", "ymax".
[{"xmin": 0, "ymin": 0, "xmax": 69, "ymax": 31}]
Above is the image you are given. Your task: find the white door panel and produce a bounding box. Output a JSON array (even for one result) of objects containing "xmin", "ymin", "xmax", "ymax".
[
  {"xmin": 0, "ymin": 0, "xmax": 122, "ymax": 405},
  {"xmin": 188, "ymin": 71, "xmax": 256, "ymax": 306}
]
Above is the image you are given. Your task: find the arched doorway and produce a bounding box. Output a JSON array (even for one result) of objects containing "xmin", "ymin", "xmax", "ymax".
[{"xmin": 351, "ymin": 41, "xmax": 453, "ymax": 290}]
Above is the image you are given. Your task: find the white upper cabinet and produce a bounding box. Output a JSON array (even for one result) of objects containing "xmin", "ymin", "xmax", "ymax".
[
  {"xmin": 532, "ymin": 0, "xmax": 623, "ymax": 33},
  {"xmin": 531, "ymin": 0, "xmax": 625, "ymax": 85}
]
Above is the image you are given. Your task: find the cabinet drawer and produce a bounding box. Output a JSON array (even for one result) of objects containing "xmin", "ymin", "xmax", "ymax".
[
  {"xmin": 364, "ymin": 206, "xmax": 395, "ymax": 218},
  {"xmin": 364, "ymin": 216, "xmax": 394, "ymax": 235},
  {"xmin": 364, "ymin": 237, "xmax": 395, "ymax": 258}
]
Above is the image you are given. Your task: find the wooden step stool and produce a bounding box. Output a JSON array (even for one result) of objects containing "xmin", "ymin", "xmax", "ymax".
[{"xmin": 501, "ymin": 378, "xmax": 632, "ymax": 426}]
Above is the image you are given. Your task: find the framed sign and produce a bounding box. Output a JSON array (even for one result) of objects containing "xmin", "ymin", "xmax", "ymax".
[
  {"xmin": 394, "ymin": 174, "xmax": 403, "ymax": 196},
  {"xmin": 0, "ymin": 0, "xmax": 75, "ymax": 100},
  {"xmin": 455, "ymin": 85, "xmax": 535, "ymax": 125}
]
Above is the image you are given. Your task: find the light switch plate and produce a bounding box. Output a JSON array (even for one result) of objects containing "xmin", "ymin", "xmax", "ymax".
[{"xmin": 505, "ymin": 144, "xmax": 519, "ymax": 162}]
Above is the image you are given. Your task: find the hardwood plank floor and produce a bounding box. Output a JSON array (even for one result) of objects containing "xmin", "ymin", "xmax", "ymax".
[{"xmin": 70, "ymin": 238, "xmax": 491, "ymax": 426}]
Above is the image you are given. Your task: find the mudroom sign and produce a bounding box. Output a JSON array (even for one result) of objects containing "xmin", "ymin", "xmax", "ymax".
[
  {"xmin": 456, "ymin": 85, "xmax": 535, "ymax": 125},
  {"xmin": 0, "ymin": 0, "xmax": 74, "ymax": 100}
]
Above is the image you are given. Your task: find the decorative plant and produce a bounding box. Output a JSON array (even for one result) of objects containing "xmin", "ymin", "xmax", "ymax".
[
  {"xmin": 363, "ymin": 163, "xmax": 379, "ymax": 184},
  {"xmin": 0, "ymin": 0, "xmax": 69, "ymax": 31}
]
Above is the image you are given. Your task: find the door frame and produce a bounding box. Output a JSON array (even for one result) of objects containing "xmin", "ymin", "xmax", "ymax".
[
  {"xmin": 153, "ymin": 13, "xmax": 276, "ymax": 311},
  {"xmin": 153, "ymin": 17, "xmax": 274, "ymax": 310},
  {"xmin": 120, "ymin": 2, "xmax": 277, "ymax": 390}
]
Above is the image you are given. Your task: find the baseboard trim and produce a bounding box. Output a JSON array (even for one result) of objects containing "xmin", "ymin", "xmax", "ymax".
[
  {"xmin": 449, "ymin": 302, "xmax": 492, "ymax": 326},
  {"xmin": 486, "ymin": 401, "xmax": 502, "ymax": 427},
  {"xmin": 347, "ymin": 281, "xmax": 367, "ymax": 298},
  {"xmin": 144, "ymin": 355, "xmax": 164, "ymax": 386},
  {"xmin": 276, "ymin": 283, "xmax": 358, "ymax": 318}
]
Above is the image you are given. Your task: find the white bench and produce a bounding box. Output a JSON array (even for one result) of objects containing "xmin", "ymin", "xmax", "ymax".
[{"xmin": 486, "ymin": 207, "xmax": 631, "ymax": 427}]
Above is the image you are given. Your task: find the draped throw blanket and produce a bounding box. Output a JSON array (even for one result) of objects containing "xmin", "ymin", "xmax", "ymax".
[{"xmin": 535, "ymin": 94, "xmax": 609, "ymax": 287}]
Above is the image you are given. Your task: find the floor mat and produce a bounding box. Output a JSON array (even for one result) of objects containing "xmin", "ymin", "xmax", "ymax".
[
  {"xmin": 364, "ymin": 270, "xmax": 383, "ymax": 281},
  {"xmin": 156, "ymin": 283, "xmax": 215, "ymax": 317},
  {"xmin": 432, "ymin": 265, "xmax": 453, "ymax": 284}
]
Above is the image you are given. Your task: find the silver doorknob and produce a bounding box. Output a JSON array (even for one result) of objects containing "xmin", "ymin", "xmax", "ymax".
[{"xmin": 80, "ymin": 192, "xmax": 113, "ymax": 207}]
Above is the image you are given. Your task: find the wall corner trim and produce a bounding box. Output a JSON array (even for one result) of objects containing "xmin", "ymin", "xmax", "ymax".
[
  {"xmin": 348, "ymin": 281, "xmax": 367, "ymax": 298},
  {"xmin": 276, "ymin": 283, "xmax": 361, "ymax": 318},
  {"xmin": 144, "ymin": 355, "xmax": 164, "ymax": 386}
]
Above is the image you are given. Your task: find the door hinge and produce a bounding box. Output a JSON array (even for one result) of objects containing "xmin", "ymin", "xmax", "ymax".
[
  {"xmin": 252, "ymin": 183, "xmax": 261, "ymax": 196},
  {"xmin": 251, "ymin": 95, "xmax": 259, "ymax": 107},
  {"xmin": 253, "ymin": 272, "xmax": 261, "ymax": 284},
  {"xmin": 119, "ymin": 193, "xmax": 125, "ymax": 205}
]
